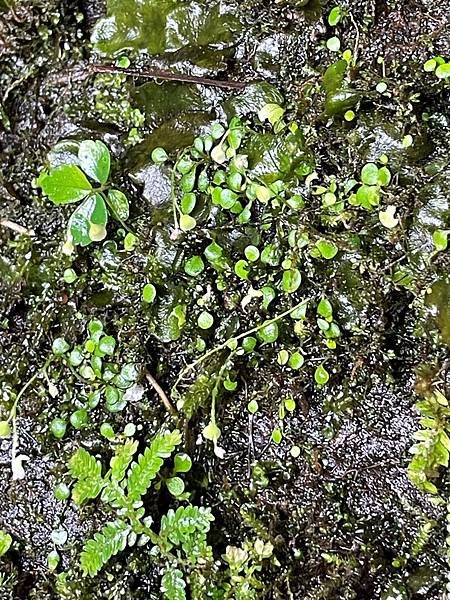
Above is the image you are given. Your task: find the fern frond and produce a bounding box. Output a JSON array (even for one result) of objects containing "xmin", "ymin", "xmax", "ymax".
[
  {"xmin": 101, "ymin": 479, "xmax": 127, "ymax": 508},
  {"xmin": 159, "ymin": 505, "xmax": 214, "ymax": 562},
  {"xmin": 69, "ymin": 448, "xmax": 102, "ymax": 480},
  {"xmin": 80, "ymin": 520, "xmax": 130, "ymax": 577},
  {"xmin": 161, "ymin": 568, "xmax": 186, "ymax": 600},
  {"xmin": 110, "ymin": 440, "xmax": 138, "ymax": 482},
  {"xmin": 69, "ymin": 448, "xmax": 104, "ymax": 505},
  {"xmin": 126, "ymin": 430, "xmax": 182, "ymax": 501},
  {"xmin": 73, "ymin": 478, "xmax": 105, "ymax": 505}
]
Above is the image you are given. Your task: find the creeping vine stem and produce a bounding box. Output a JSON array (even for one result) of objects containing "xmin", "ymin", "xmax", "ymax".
[{"xmin": 171, "ymin": 299, "xmax": 308, "ymax": 400}]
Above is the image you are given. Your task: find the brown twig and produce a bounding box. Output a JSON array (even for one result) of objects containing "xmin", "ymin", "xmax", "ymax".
[
  {"xmin": 145, "ymin": 371, "xmax": 177, "ymax": 416},
  {"xmin": 90, "ymin": 64, "xmax": 248, "ymax": 91},
  {"xmin": 0, "ymin": 219, "xmax": 33, "ymax": 236}
]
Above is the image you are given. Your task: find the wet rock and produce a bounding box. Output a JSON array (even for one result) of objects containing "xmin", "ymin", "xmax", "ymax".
[
  {"xmin": 408, "ymin": 171, "xmax": 450, "ymax": 266},
  {"xmin": 92, "ymin": 0, "xmax": 243, "ymax": 62},
  {"xmin": 349, "ymin": 112, "xmax": 432, "ymax": 173},
  {"xmin": 223, "ymin": 82, "xmax": 284, "ymax": 119},
  {"xmin": 425, "ymin": 279, "xmax": 450, "ymax": 346},
  {"xmin": 130, "ymin": 164, "xmax": 172, "ymax": 207},
  {"xmin": 134, "ymin": 82, "xmax": 217, "ymax": 123},
  {"xmin": 246, "ymin": 128, "xmax": 314, "ymax": 183}
]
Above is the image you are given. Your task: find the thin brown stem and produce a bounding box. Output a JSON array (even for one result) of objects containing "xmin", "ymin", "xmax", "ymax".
[
  {"xmin": 90, "ymin": 64, "xmax": 248, "ymax": 91},
  {"xmin": 145, "ymin": 372, "xmax": 177, "ymax": 416},
  {"xmin": 0, "ymin": 219, "xmax": 33, "ymax": 236}
]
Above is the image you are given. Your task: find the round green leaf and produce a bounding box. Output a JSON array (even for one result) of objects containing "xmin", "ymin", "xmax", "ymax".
[
  {"xmin": 180, "ymin": 214, "xmax": 197, "ymax": 232},
  {"xmin": 258, "ymin": 322, "xmax": 279, "ymax": 343},
  {"xmin": 317, "ymin": 298, "xmax": 333, "ymax": 319},
  {"xmin": 50, "ymin": 418, "xmax": 67, "ymax": 439},
  {"xmin": 271, "ymin": 428, "xmax": 283, "ymax": 444},
  {"xmin": 277, "ymin": 349, "xmax": 289, "ymax": 365},
  {"xmin": 285, "ymin": 398, "xmax": 296, "ymax": 412},
  {"xmin": 436, "ymin": 63, "xmax": 450, "ymax": 79},
  {"xmin": 377, "ymin": 166, "xmax": 391, "ymax": 187},
  {"xmin": 315, "ymin": 364, "xmax": 330, "ymax": 385},
  {"xmin": 242, "ymin": 336, "xmax": 257, "ymax": 352},
  {"xmin": 247, "ymin": 399, "xmax": 259, "ymax": 414},
  {"xmin": 166, "ymin": 477, "xmax": 185, "ymax": 497},
  {"xmin": 78, "ymin": 140, "xmax": 111, "ymax": 184},
  {"xmin": 433, "ymin": 229, "xmax": 448, "ymax": 252},
  {"xmin": 234, "ymin": 259, "xmax": 250, "ymax": 280},
  {"xmin": 328, "ymin": 6, "xmax": 342, "ymax": 26},
  {"xmin": 213, "ymin": 187, "xmax": 238, "ymax": 209},
  {"xmin": 244, "ymin": 245, "xmax": 260, "ymax": 262},
  {"xmin": 98, "ymin": 335, "xmax": 116, "ymax": 356},
  {"xmin": 54, "ymin": 483, "xmax": 70, "ymax": 501},
  {"xmin": 180, "ymin": 169, "xmax": 196, "ymax": 193},
  {"xmin": 356, "ymin": 184, "xmax": 380, "ymax": 208},
  {"xmin": 107, "ymin": 189, "xmax": 129, "ymax": 221},
  {"xmin": 316, "ymin": 239, "xmax": 338, "ymax": 259},
  {"xmin": 423, "ymin": 58, "xmax": 437, "ymax": 72},
  {"xmin": 174, "ymin": 453, "xmax": 192, "ymax": 474},
  {"xmin": 204, "ymin": 241, "xmax": 223, "ymax": 261},
  {"xmin": 142, "ymin": 283, "xmax": 157, "ymax": 303},
  {"xmin": 184, "ymin": 256, "xmax": 205, "ymax": 276},
  {"xmin": 47, "ymin": 550, "xmax": 60, "ymax": 572},
  {"xmin": 51, "ymin": 528, "xmax": 68, "ymax": 546},
  {"xmin": 211, "ymin": 123, "xmax": 226, "ymax": 139},
  {"xmin": 326, "ymin": 36, "xmax": 341, "ymax": 52},
  {"xmin": 198, "ymin": 311, "xmax": 214, "ymax": 330},
  {"xmin": 0, "ymin": 531, "xmax": 12, "ymax": 557},
  {"xmin": 288, "ymin": 351, "xmax": 304, "ymax": 369},
  {"xmin": 151, "ymin": 147, "xmax": 169, "ymax": 164},
  {"xmin": 0, "ymin": 421, "xmax": 11, "ymax": 438},
  {"xmin": 70, "ymin": 409, "xmax": 88, "ymax": 429},
  {"xmin": 180, "ymin": 193, "xmax": 196, "ymax": 215},
  {"xmin": 100, "ymin": 422, "xmax": 115, "ymax": 440},
  {"xmin": 361, "ymin": 163, "xmax": 379, "ymax": 185},
  {"xmin": 69, "ymin": 194, "xmax": 108, "ymax": 246},
  {"xmin": 63, "ymin": 268, "xmax": 77, "ymax": 284},
  {"xmin": 282, "ymin": 268, "xmax": 302, "ymax": 293},
  {"xmin": 52, "ymin": 337, "xmax": 70, "ymax": 355}
]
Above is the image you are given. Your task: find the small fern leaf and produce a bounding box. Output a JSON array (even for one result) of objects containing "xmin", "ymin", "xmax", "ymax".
[
  {"xmin": 126, "ymin": 430, "xmax": 182, "ymax": 501},
  {"xmin": 72, "ymin": 477, "xmax": 104, "ymax": 505},
  {"xmin": 69, "ymin": 448, "xmax": 102, "ymax": 481},
  {"xmin": 101, "ymin": 480, "xmax": 127, "ymax": 507},
  {"xmin": 80, "ymin": 520, "xmax": 130, "ymax": 577},
  {"xmin": 160, "ymin": 505, "xmax": 214, "ymax": 547},
  {"xmin": 161, "ymin": 568, "xmax": 186, "ymax": 600},
  {"xmin": 110, "ymin": 439, "xmax": 138, "ymax": 482}
]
